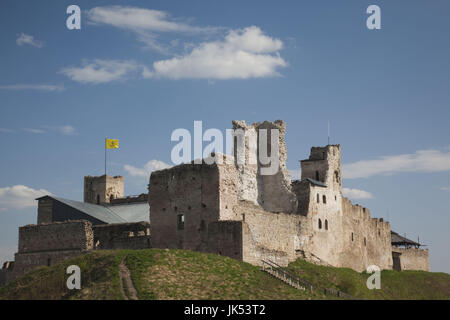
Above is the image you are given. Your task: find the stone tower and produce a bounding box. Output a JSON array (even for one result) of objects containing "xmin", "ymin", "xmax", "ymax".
[
  {"xmin": 84, "ymin": 175, "xmax": 124, "ymax": 205},
  {"xmin": 300, "ymin": 145, "xmax": 342, "ymax": 192}
]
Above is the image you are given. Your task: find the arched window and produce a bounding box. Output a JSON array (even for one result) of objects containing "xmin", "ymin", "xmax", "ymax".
[
  {"xmin": 325, "ymin": 220, "xmax": 328, "ymax": 230},
  {"xmin": 96, "ymin": 194, "xmax": 100, "ymax": 204},
  {"xmin": 315, "ymin": 171, "xmax": 320, "ymax": 181},
  {"xmin": 317, "ymin": 194, "xmax": 320, "ymax": 203},
  {"xmin": 318, "ymin": 219, "xmax": 322, "ymax": 229},
  {"xmin": 323, "ymin": 195, "xmax": 327, "ymax": 204}
]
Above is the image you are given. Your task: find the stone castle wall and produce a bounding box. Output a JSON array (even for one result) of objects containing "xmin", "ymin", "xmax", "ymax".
[
  {"xmin": 232, "ymin": 120, "xmax": 297, "ymax": 213},
  {"xmin": 93, "ymin": 222, "xmax": 151, "ymax": 250},
  {"xmin": 9, "ymin": 220, "xmax": 152, "ymax": 282},
  {"xmin": 11, "ymin": 220, "xmax": 94, "ymax": 279},
  {"xmin": 18, "ymin": 220, "xmax": 94, "ymax": 253},
  {"xmin": 148, "ymin": 162, "xmax": 223, "ymax": 251},
  {"xmin": 340, "ymin": 197, "xmax": 393, "ymax": 271},
  {"xmin": 392, "ymin": 247, "xmax": 429, "ymax": 271}
]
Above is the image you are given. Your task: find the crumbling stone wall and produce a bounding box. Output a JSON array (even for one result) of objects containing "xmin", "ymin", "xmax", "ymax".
[
  {"xmin": 392, "ymin": 247, "xmax": 429, "ymax": 271},
  {"xmin": 12, "ymin": 220, "xmax": 94, "ymax": 279},
  {"xmin": 18, "ymin": 220, "xmax": 94, "ymax": 253},
  {"xmin": 93, "ymin": 222, "xmax": 151, "ymax": 250},
  {"xmin": 232, "ymin": 120, "xmax": 297, "ymax": 213}
]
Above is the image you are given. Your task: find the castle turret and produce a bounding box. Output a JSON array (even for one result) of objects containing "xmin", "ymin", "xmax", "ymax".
[
  {"xmin": 84, "ymin": 175, "xmax": 124, "ymax": 205},
  {"xmin": 300, "ymin": 145, "xmax": 342, "ymax": 192}
]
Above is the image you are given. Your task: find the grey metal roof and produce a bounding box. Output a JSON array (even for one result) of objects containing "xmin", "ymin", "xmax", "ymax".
[
  {"xmin": 391, "ymin": 231, "xmax": 421, "ymax": 246},
  {"xmin": 43, "ymin": 196, "xmax": 149, "ymax": 224},
  {"xmin": 305, "ymin": 178, "xmax": 327, "ymax": 188},
  {"xmin": 105, "ymin": 202, "xmax": 149, "ymax": 223}
]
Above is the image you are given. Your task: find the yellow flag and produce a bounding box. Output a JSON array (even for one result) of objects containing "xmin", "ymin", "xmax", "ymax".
[{"xmin": 105, "ymin": 139, "xmax": 119, "ymax": 149}]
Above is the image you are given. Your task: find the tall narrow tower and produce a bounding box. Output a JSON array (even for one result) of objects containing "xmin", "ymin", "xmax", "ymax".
[{"xmin": 84, "ymin": 175, "xmax": 124, "ymax": 205}]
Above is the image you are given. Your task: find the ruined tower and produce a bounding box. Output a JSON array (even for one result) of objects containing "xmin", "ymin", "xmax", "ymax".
[
  {"xmin": 84, "ymin": 175, "xmax": 124, "ymax": 205},
  {"xmin": 300, "ymin": 145, "xmax": 342, "ymax": 193}
]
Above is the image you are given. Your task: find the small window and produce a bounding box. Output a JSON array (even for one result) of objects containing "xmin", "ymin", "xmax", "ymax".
[
  {"xmin": 200, "ymin": 220, "xmax": 206, "ymax": 231},
  {"xmin": 335, "ymin": 195, "xmax": 337, "ymax": 201},
  {"xmin": 315, "ymin": 171, "xmax": 320, "ymax": 181},
  {"xmin": 317, "ymin": 194, "xmax": 320, "ymax": 203},
  {"xmin": 323, "ymin": 195, "xmax": 327, "ymax": 204},
  {"xmin": 325, "ymin": 220, "xmax": 328, "ymax": 230},
  {"xmin": 177, "ymin": 214, "xmax": 185, "ymax": 230},
  {"xmin": 351, "ymin": 233, "xmax": 354, "ymax": 242},
  {"xmin": 318, "ymin": 219, "xmax": 322, "ymax": 230},
  {"xmin": 47, "ymin": 257, "xmax": 51, "ymax": 266},
  {"xmin": 96, "ymin": 194, "xmax": 100, "ymax": 204},
  {"xmin": 364, "ymin": 237, "xmax": 367, "ymax": 247}
]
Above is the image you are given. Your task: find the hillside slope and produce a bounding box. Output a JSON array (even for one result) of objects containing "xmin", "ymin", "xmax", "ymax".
[{"xmin": 0, "ymin": 249, "xmax": 449, "ymax": 300}]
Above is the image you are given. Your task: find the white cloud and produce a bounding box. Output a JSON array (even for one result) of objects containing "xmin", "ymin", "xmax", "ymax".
[
  {"xmin": 343, "ymin": 149, "xmax": 450, "ymax": 179},
  {"xmin": 124, "ymin": 160, "xmax": 172, "ymax": 178},
  {"xmin": 440, "ymin": 187, "xmax": 450, "ymax": 192},
  {"xmin": 0, "ymin": 128, "xmax": 14, "ymax": 133},
  {"xmin": 56, "ymin": 125, "xmax": 75, "ymax": 135},
  {"xmin": 144, "ymin": 26, "xmax": 287, "ymax": 79},
  {"xmin": 87, "ymin": 6, "xmax": 215, "ymax": 34},
  {"xmin": 0, "ymin": 185, "xmax": 51, "ymax": 211},
  {"xmin": 342, "ymin": 188, "xmax": 374, "ymax": 200},
  {"xmin": 16, "ymin": 33, "xmax": 43, "ymax": 48},
  {"xmin": 0, "ymin": 84, "xmax": 65, "ymax": 91},
  {"xmin": 87, "ymin": 6, "xmax": 218, "ymax": 53},
  {"xmin": 22, "ymin": 126, "xmax": 76, "ymax": 135},
  {"xmin": 60, "ymin": 59, "xmax": 140, "ymax": 84},
  {"xmin": 23, "ymin": 128, "xmax": 45, "ymax": 134}
]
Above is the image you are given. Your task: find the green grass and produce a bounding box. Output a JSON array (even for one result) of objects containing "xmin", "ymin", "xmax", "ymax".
[
  {"xmin": 286, "ymin": 259, "xmax": 450, "ymax": 300},
  {"xmin": 0, "ymin": 249, "xmax": 449, "ymax": 300}
]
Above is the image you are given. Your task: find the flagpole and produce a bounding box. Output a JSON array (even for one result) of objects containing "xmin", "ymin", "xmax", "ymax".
[{"xmin": 105, "ymin": 137, "xmax": 107, "ymax": 176}]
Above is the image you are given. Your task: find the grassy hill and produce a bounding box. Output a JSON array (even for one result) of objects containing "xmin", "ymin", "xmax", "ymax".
[{"xmin": 0, "ymin": 249, "xmax": 449, "ymax": 300}]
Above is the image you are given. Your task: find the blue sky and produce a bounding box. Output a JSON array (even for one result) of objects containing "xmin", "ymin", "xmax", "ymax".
[{"xmin": 1, "ymin": 0, "xmax": 449, "ymax": 272}]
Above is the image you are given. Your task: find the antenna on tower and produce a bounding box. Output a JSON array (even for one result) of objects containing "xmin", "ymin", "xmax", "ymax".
[{"xmin": 328, "ymin": 121, "xmax": 330, "ymax": 145}]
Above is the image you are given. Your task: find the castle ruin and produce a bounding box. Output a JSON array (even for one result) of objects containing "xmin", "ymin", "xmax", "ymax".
[
  {"xmin": 0, "ymin": 119, "xmax": 430, "ymax": 288},
  {"xmin": 149, "ymin": 120, "xmax": 429, "ymax": 272}
]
